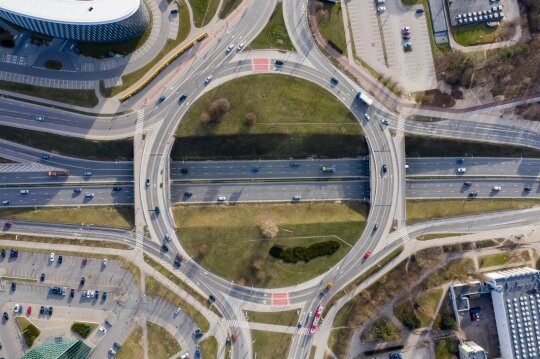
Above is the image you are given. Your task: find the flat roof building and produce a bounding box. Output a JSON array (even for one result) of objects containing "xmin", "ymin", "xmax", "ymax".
[
  {"xmin": 459, "ymin": 341, "xmax": 488, "ymax": 359},
  {"xmin": 0, "ymin": 0, "xmax": 149, "ymax": 42}
]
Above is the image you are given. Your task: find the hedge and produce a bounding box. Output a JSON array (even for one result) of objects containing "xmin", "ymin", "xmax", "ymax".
[
  {"xmin": 23, "ymin": 325, "xmax": 40, "ymax": 347},
  {"xmin": 71, "ymin": 322, "xmax": 95, "ymax": 339},
  {"xmin": 269, "ymin": 241, "xmax": 340, "ymax": 263}
]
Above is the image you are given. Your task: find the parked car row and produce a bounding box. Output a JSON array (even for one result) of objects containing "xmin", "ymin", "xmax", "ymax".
[{"xmin": 401, "ymin": 26, "xmax": 413, "ymax": 51}]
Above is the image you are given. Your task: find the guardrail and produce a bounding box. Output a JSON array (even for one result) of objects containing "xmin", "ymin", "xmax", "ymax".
[{"xmin": 119, "ymin": 32, "xmax": 208, "ymax": 102}]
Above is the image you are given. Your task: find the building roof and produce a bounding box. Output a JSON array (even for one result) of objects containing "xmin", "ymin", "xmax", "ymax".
[
  {"xmin": 0, "ymin": 0, "xmax": 141, "ymax": 25},
  {"xmin": 485, "ymin": 267, "xmax": 539, "ymax": 283},
  {"xmin": 459, "ymin": 341, "xmax": 488, "ymax": 358},
  {"xmin": 21, "ymin": 339, "xmax": 91, "ymax": 359}
]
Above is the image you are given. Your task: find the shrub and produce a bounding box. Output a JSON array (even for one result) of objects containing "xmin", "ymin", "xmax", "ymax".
[
  {"xmin": 209, "ymin": 98, "xmax": 230, "ymax": 121},
  {"xmin": 244, "ymin": 112, "xmax": 257, "ymax": 125},
  {"xmin": 440, "ymin": 316, "xmax": 456, "ymax": 330},
  {"xmin": 259, "ymin": 219, "xmax": 278, "ymax": 239},
  {"xmin": 198, "ymin": 244, "xmax": 210, "ymax": 257},
  {"xmin": 71, "ymin": 322, "xmax": 95, "ymax": 339},
  {"xmin": 269, "ymin": 241, "xmax": 340, "ymax": 263},
  {"xmin": 199, "ymin": 112, "xmax": 210, "ymax": 124},
  {"xmin": 403, "ymin": 313, "xmax": 421, "ymax": 330},
  {"xmin": 23, "ymin": 325, "xmax": 40, "ymax": 346}
]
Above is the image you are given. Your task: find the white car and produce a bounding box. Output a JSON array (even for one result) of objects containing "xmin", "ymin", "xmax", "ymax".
[
  {"xmin": 226, "ymin": 44, "xmax": 234, "ymax": 53},
  {"xmin": 180, "ymin": 353, "xmax": 190, "ymax": 359},
  {"xmin": 109, "ymin": 349, "xmax": 117, "ymax": 356},
  {"xmin": 14, "ymin": 304, "xmax": 20, "ymax": 312},
  {"xmin": 102, "ymin": 259, "xmax": 108, "ymax": 267},
  {"xmin": 87, "ymin": 291, "xmax": 91, "ymax": 298},
  {"xmin": 50, "ymin": 253, "xmax": 55, "ymax": 262},
  {"xmin": 292, "ymin": 195, "xmax": 301, "ymax": 201},
  {"xmin": 204, "ymin": 75, "xmax": 213, "ymax": 84},
  {"xmin": 381, "ymin": 119, "xmax": 390, "ymax": 126},
  {"xmin": 377, "ymin": 6, "xmax": 386, "ymax": 12},
  {"xmin": 492, "ymin": 186, "xmax": 501, "ymax": 191},
  {"xmin": 98, "ymin": 326, "xmax": 107, "ymax": 334},
  {"xmin": 237, "ymin": 43, "xmax": 245, "ymax": 51},
  {"xmin": 20, "ymin": 189, "xmax": 29, "ymax": 195},
  {"xmin": 84, "ymin": 193, "xmax": 95, "ymax": 199},
  {"xmin": 376, "ymin": 0, "xmax": 385, "ymax": 3},
  {"xmin": 457, "ymin": 168, "xmax": 467, "ymax": 173},
  {"xmin": 174, "ymin": 307, "xmax": 182, "ymax": 316},
  {"xmin": 35, "ymin": 116, "xmax": 45, "ymax": 122},
  {"xmin": 401, "ymin": 26, "xmax": 410, "ymax": 31},
  {"xmin": 364, "ymin": 113, "xmax": 371, "ymax": 121},
  {"xmin": 217, "ymin": 196, "xmax": 226, "ymax": 201},
  {"xmin": 83, "ymin": 171, "xmax": 92, "ymax": 176},
  {"xmin": 1, "ymin": 200, "xmax": 9, "ymax": 205}
]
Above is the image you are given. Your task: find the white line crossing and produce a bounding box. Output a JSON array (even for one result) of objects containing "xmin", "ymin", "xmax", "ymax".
[
  {"xmin": 135, "ymin": 109, "xmax": 145, "ymax": 134},
  {"xmin": 396, "ymin": 117, "xmax": 405, "ymax": 133}
]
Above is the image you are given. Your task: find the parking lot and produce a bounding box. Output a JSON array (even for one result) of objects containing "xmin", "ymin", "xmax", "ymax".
[
  {"xmin": 347, "ymin": 0, "xmax": 437, "ymax": 92},
  {"xmin": 459, "ymin": 293, "xmax": 501, "ymax": 357},
  {"xmin": 0, "ymin": 250, "xmax": 141, "ymax": 358}
]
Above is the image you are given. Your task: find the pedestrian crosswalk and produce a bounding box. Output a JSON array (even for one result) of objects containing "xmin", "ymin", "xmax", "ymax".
[
  {"xmin": 135, "ymin": 109, "xmax": 145, "ymax": 134},
  {"xmin": 135, "ymin": 233, "xmax": 144, "ymax": 250},
  {"xmin": 396, "ymin": 117, "xmax": 405, "ymax": 133}
]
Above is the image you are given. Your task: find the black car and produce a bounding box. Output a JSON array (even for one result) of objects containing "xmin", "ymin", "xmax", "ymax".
[
  {"xmin": 209, "ymin": 294, "xmax": 216, "ymax": 302},
  {"xmin": 95, "ymin": 290, "xmax": 100, "ymax": 298},
  {"xmin": 40, "ymin": 273, "xmax": 45, "ymax": 282},
  {"xmin": 161, "ymin": 244, "xmax": 169, "ymax": 253},
  {"xmin": 10, "ymin": 283, "xmax": 15, "ymax": 291},
  {"xmin": 178, "ymin": 94, "xmax": 187, "ymax": 103},
  {"xmin": 40, "ymin": 306, "xmax": 45, "ymax": 315},
  {"xmin": 102, "ymin": 292, "xmax": 107, "ymax": 300},
  {"xmin": 468, "ymin": 192, "xmax": 479, "ymax": 198},
  {"xmin": 184, "ymin": 192, "xmax": 193, "ymax": 197},
  {"xmin": 0, "ymin": 249, "xmax": 5, "ymax": 257},
  {"xmin": 524, "ymin": 185, "xmax": 532, "ymax": 191},
  {"xmin": 2, "ymin": 312, "xmax": 8, "ymax": 321},
  {"xmin": 463, "ymin": 181, "xmax": 473, "ymax": 186},
  {"xmin": 48, "ymin": 307, "xmax": 53, "ymax": 315},
  {"xmin": 70, "ymin": 288, "xmax": 75, "ymax": 298},
  {"xmin": 289, "ymin": 162, "xmax": 300, "ymax": 167},
  {"xmin": 58, "ymin": 255, "xmax": 63, "ymax": 264},
  {"xmin": 275, "ymin": 59, "xmax": 284, "ymax": 66},
  {"xmin": 180, "ymin": 168, "xmax": 189, "ymax": 174},
  {"xmin": 457, "ymin": 158, "xmax": 466, "ymax": 164},
  {"xmin": 382, "ymin": 164, "xmax": 388, "ymax": 173},
  {"xmin": 415, "ymin": 8, "xmax": 424, "ymax": 13},
  {"xmin": 113, "ymin": 186, "xmax": 122, "ymax": 192},
  {"xmin": 154, "ymin": 207, "xmax": 160, "ymax": 215},
  {"xmin": 173, "ymin": 254, "xmax": 183, "ymax": 268},
  {"xmin": 80, "ymin": 277, "xmax": 86, "ymax": 286},
  {"xmin": 73, "ymin": 188, "xmax": 82, "ymax": 194},
  {"xmin": 373, "ymin": 223, "xmax": 380, "ymax": 231}
]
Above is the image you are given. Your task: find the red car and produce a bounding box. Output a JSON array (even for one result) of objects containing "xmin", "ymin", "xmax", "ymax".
[
  {"xmin": 26, "ymin": 306, "xmax": 32, "ymax": 315},
  {"xmin": 402, "ymin": 30, "xmax": 410, "ymax": 35},
  {"xmin": 363, "ymin": 251, "xmax": 371, "ymax": 259},
  {"xmin": 3, "ymin": 221, "xmax": 12, "ymax": 228},
  {"xmin": 82, "ymin": 258, "xmax": 87, "ymax": 266}
]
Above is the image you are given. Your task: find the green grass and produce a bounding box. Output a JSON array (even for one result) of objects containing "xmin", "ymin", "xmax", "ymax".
[
  {"xmin": 0, "ymin": 233, "xmax": 131, "ymax": 250},
  {"xmin": 219, "ymin": 0, "xmax": 243, "ymax": 19},
  {"xmin": 198, "ymin": 336, "xmax": 218, "ymax": 358},
  {"xmin": 417, "ymin": 233, "xmax": 467, "ymax": 240},
  {"xmin": 71, "ymin": 322, "xmax": 97, "ymax": 339},
  {"xmin": 116, "ymin": 326, "xmax": 143, "ymax": 359},
  {"xmin": 143, "ymin": 254, "xmax": 222, "ymax": 317},
  {"xmin": 147, "ymin": 321, "xmax": 181, "ymax": 359},
  {"xmin": 394, "ymin": 288, "xmax": 443, "ymax": 328},
  {"xmin": 252, "ymin": 330, "xmax": 292, "ymax": 358},
  {"xmin": 407, "ymin": 199, "xmax": 540, "ymax": 224},
  {"xmin": 0, "ymin": 80, "xmax": 98, "ymax": 108},
  {"xmin": 435, "ymin": 337, "xmax": 460, "ymax": 359},
  {"xmin": 476, "ymin": 239, "xmax": 500, "ymax": 248},
  {"xmin": 405, "ymin": 134, "xmax": 540, "ymax": 157},
  {"xmin": 360, "ymin": 317, "xmax": 402, "ymax": 342},
  {"xmin": 16, "ymin": 317, "xmax": 40, "ymax": 347},
  {"xmin": 479, "ymin": 252, "xmax": 510, "ymax": 268},
  {"xmin": 76, "ymin": 16, "xmax": 153, "ymax": 58},
  {"xmin": 250, "ymin": 3, "xmax": 294, "ymax": 51},
  {"xmin": 101, "ymin": 3, "xmax": 191, "ymax": 98},
  {"xmin": 451, "ymin": 23, "xmax": 499, "ymax": 47},
  {"xmin": 145, "ymin": 276, "xmax": 210, "ymax": 332},
  {"xmin": 421, "ymin": 258, "xmax": 475, "ymax": 289},
  {"xmin": 190, "ymin": 0, "xmax": 220, "ymax": 27},
  {"xmin": 401, "ymin": 0, "xmax": 421, "ymax": 4},
  {"xmin": 0, "ymin": 206, "xmax": 134, "ymax": 229},
  {"xmin": 174, "ymin": 74, "xmax": 364, "ymax": 160},
  {"xmin": 174, "ymin": 202, "xmax": 368, "ymax": 288},
  {"xmin": 0, "ymin": 125, "xmax": 133, "ymax": 161},
  {"xmin": 316, "ymin": 1, "xmax": 347, "ymax": 54},
  {"xmin": 245, "ymin": 309, "xmax": 299, "ymax": 326}
]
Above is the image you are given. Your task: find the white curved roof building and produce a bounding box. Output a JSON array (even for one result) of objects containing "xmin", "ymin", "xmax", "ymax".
[{"xmin": 0, "ymin": 0, "xmax": 149, "ymax": 42}]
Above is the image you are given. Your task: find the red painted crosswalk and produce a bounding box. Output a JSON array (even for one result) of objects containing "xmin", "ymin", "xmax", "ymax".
[
  {"xmin": 271, "ymin": 292, "xmax": 290, "ymax": 306},
  {"xmin": 252, "ymin": 58, "xmax": 270, "ymax": 71}
]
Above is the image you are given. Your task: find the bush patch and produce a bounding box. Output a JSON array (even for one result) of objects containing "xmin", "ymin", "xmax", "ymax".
[{"xmin": 269, "ymin": 241, "xmax": 340, "ymax": 263}]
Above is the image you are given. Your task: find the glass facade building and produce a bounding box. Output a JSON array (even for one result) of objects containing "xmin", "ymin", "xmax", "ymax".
[{"xmin": 0, "ymin": 1, "xmax": 149, "ymax": 42}]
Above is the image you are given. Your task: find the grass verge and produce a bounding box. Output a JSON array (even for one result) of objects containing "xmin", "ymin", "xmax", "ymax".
[
  {"xmin": 417, "ymin": 233, "xmax": 467, "ymax": 240},
  {"xmin": 435, "ymin": 336, "xmax": 460, "ymax": 359},
  {"xmin": 250, "ymin": 3, "xmax": 294, "ymax": 51},
  {"xmin": 0, "ymin": 125, "xmax": 133, "ymax": 161},
  {"xmin": 71, "ymin": 322, "xmax": 97, "ymax": 339},
  {"xmin": 478, "ymin": 250, "xmax": 530, "ymax": 268},
  {"xmin": 16, "ymin": 316, "xmax": 40, "ymax": 347},
  {"xmin": 407, "ymin": 199, "xmax": 540, "ymax": 224},
  {"xmin": 0, "ymin": 234, "xmax": 131, "ymax": 250},
  {"xmin": 476, "ymin": 239, "xmax": 500, "ymax": 248},
  {"xmin": 451, "ymin": 23, "xmax": 500, "ymax": 47},
  {"xmin": 199, "ymin": 336, "xmax": 218, "ymax": 358},
  {"xmin": 147, "ymin": 321, "xmax": 181, "ymax": 358},
  {"xmin": 116, "ymin": 326, "xmax": 143, "ymax": 359},
  {"xmin": 394, "ymin": 288, "xmax": 443, "ymax": 328},
  {"xmin": 173, "ymin": 202, "xmax": 368, "ymax": 288},
  {"xmin": 245, "ymin": 309, "xmax": 299, "ymax": 326},
  {"xmin": 145, "ymin": 276, "xmax": 210, "ymax": 332},
  {"xmin": 191, "ymin": 0, "xmax": 220, "ymax": 27},
  {"xmin": 360, "ymin": 317, "xmax": 402, "ymax": 343},
  {"xmin": 174, "ymin": 74, "xmax": 364, "ymax": 160},
  {"xmin": 0, "ymin": 80, "xmax": 98, "ymax": 108},
  {"xmin": 219, "ymin": 0, "xmax": 243, "ymax": 19},
  {"xmin": 252, "ymin": 330, "xmax": 292, "ymax": 358},
  {"xmin": 315, "ymin": 1, "xmax": 347, "ymax": 54},
  {"xmin": 143, "ymin": 254, "xmax": 221, "ymax": 317},
  {"xmin": 405, "ymin": 134, "xmax": 540, "ymax": 158},
  {"xmin": 0, "ymin": 206, "xmax": 135, "ymax": 229},
  {"xmin": 101, "ymin": 2, "xmax": 190, "ymax": 98}
]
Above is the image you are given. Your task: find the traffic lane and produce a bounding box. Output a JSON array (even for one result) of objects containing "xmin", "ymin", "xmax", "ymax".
[
  {"xmin": 171, "ymin": 159, "xmax": 369, "ymax": 180},
  {"xmin": 407, "ymin": 178, "xmax": 540, "ymax": 199},
  {"xmin": 406, "ymin": 157, "xmax": 540, "ymax": 177},
  {"xmin": 171, "ymin": 181, "xmax": 370, "ymax": 203},
  {"xmin": 0, "ymin": 171, "xmax": 134, "ymax": 185},
  {"xmin": 0, "ymin": 186, "xmax": 133, "ymax": 207}
]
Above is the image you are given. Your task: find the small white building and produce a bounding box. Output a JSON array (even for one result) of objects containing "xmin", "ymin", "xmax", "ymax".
[{"xmin": 459, "ymin": 341, "xmax": 488, "ymax": 359}]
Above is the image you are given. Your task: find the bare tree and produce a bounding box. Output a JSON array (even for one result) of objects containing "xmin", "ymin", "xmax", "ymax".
[
  {"xmin": 259, "ymin": 218, "xmax": 279, "ymax": 238},
  {"xmin": 244, "ymin": 112, "xmax": 257, "ymax": 125},
  {"xmin": 198, "ymin": 244, "xmax": 210, "ymax": 257},
  {"xmin": 199, "ymin": 112, "xmax": 210, "ymax": 124}
]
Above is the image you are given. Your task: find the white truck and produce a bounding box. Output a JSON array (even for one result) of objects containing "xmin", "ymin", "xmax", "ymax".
[{"xmin": 357, "ymin": 92, "xmax": 373, "ymax": 106}]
